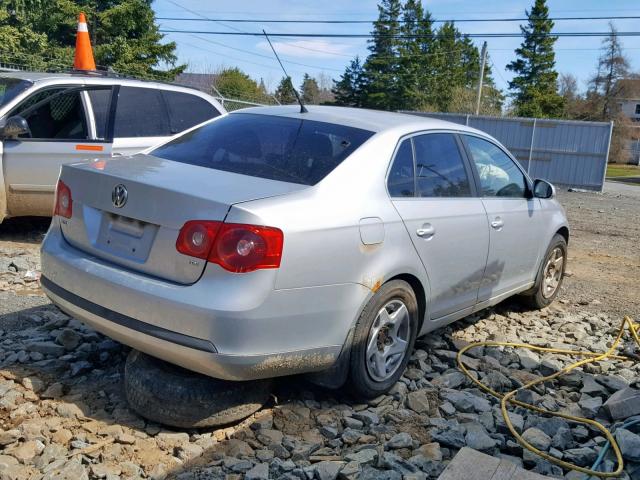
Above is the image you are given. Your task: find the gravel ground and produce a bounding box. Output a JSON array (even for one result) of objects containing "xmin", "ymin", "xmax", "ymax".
[{"xmin": 0, "ymin": 184, "xmax": 639, "ymax": 480}]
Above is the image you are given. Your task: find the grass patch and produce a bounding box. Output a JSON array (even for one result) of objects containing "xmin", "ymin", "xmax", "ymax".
[{"xmin": 606, "ymin": 164, "xmax": 640, "ymax": 177}]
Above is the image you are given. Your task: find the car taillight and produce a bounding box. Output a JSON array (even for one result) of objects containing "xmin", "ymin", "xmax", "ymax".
[
  {"xmin": 176, "ymin": 221, "xmax": 284, "ymax": 273},
  {"xmin": 54, "ymin": 180, "xmax": 73, "ymax": 219}
]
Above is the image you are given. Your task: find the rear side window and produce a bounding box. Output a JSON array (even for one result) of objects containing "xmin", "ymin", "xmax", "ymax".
[
  {"xmin": 413, "ymin": 133, "xmax": 471, "ymax": 198},
  {"xmin": 88, "ymin": 89, "xmax": 112, "ymax": 140},
  {"xmin": 153, "ymin": 113, "xmax": 374, "ymax": 185},
  {"xmin": 114, "ymin": 86, "xmax": 170, "ymax": 138},
  {"xmin": 162, "ymin": 90, "xmax": 220, "ymax": 134},
  {"xmin": 387, "ymin": 139, "xmax": 414, "ymax": 197}
]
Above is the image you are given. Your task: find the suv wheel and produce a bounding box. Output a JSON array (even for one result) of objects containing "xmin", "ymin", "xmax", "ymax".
[{"xmin": 348, "ymin": 280, "xmax": 418, "ymax": 399}]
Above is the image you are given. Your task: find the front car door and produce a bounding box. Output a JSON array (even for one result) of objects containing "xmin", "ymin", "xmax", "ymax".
[
  {"xmin": 389, "ymin": 132, "xmax": 490, "ymax": 323},
  {"xmin": 3, "ymin": 86, "xmax": 113, "ymax": 217},
  {"xmin": 461, "ymin": 134, "xmax": 545, "ymax": 302}
]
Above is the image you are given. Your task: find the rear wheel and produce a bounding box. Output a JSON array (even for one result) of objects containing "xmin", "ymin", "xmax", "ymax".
[
  {"xmin": 348, "ymin": 280, "xmax": 418, "ymax": 399},
  {"xmin": 521, "ymin": 233, "xmax": 567, "ymax": 309},
  {"xmin": 124, "ymin": 350, "xmax": 273, "ymax": 428}
]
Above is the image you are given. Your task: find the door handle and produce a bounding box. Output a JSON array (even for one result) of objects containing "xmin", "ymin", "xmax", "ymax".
[
  {"xmin": 416, "ymin": 224, "xmax": 435, "ymax": 238},
  {"xmin": 491, "ymin": 217, "xmax": 504, "ymax": 230}
]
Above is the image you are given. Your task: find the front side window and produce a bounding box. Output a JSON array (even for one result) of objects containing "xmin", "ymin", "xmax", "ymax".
[
  {"xmin": 463, "ymin": 135, "xmax": 527, "ymax": 198},
  {"xmin": 14, "ymin": 89, "xmax": 88, "ymax": 140},
  {"xmin": 413, "ymin": 133, "xmax": 471, "ymax": 198},
  {"xmin": 153, "ymin": 113, "xmax": 374, "ymax": 185},
  {"xmin": 635, "ymin": 104, "xmax": 640, "ymax": 115},
  {"xmin": 162, "ymin": 90, "xmax": 220, "ymax": 134},
  {"xmin": 387, "ymin": 139, "xmax": 414, "ymax": 197},
  {"xmin": 114, "ymin": 86, "xmax": 170, "ymax": 138}
]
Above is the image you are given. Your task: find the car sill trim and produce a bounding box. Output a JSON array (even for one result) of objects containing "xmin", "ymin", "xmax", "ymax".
[{"xmin": 40, "ymin": 276, "xmax": 217, "ymax": 354}]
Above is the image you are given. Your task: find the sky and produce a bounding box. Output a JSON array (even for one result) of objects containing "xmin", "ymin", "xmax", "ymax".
[{"xmin": 152, "ymin": 0, "xmax": 640, "ymax": 96}]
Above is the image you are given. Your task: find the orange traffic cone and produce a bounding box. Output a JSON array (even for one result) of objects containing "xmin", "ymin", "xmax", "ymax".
[{"xmin": 74, "ymin": 12, "xmax": 96, "ymax": 71}]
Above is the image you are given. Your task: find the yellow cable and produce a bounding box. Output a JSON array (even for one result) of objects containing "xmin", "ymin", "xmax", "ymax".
[{"xmin": 456, "ymin": 315, "xmax": 640, "ymax": 478}]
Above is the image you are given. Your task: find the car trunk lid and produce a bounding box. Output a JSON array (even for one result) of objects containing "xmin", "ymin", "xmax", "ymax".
[{"xmin": 58, "ymin": 154, "xmax": 305, "ymax": 284}]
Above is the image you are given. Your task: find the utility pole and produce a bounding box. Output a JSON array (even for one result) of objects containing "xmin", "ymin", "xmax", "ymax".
[{"xmin": 475, "ymin": 41, "xmax": 488, "ymax": 115}]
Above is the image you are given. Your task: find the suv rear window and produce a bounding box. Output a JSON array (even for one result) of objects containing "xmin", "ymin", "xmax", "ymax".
[{"xmin": 152, "ymin": 113, "xmax": 374, "ymax": 185}]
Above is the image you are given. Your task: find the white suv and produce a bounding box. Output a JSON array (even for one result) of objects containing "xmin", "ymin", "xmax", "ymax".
[{"xmin": 0, "ymin": 71, "xmax": 225, "ymax": 222}]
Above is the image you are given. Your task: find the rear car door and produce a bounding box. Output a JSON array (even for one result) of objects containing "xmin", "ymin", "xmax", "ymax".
[
  {"xmin": 461, "ymin": 134, "xmax": 544, "ymax": 301},
  {"xmin": 389, "ymin": 133, "xmax": 490, "ymax": 321},
  {"xmin": 110, "ymin": 87, "xmax": 221, "ymax": 156},
  {"xmin": 3, "ymin": 86, "xmax": 113, "ymax": 217}
]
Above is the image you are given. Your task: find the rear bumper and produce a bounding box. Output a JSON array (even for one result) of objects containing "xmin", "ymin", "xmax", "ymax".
[{"xmin": 40, "ymin": 222, "xmax": 368, "ymax": 380}]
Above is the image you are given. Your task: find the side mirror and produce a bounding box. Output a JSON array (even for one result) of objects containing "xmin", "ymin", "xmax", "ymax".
[
  {"xmin": 0, "ymin": 115, "xmax": 31, "ymax": 139},
  {"xmin": 533, "ymin": 179, "xmax": 555, "ymax": 199}
]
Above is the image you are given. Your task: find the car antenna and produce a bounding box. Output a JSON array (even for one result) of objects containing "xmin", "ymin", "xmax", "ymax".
[{"xmin": 262, "ymin": 29, "xmax": 308, "ymax": 113}]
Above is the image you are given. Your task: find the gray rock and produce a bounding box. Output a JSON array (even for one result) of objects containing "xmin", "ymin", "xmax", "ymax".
[
  {"xmin": 432, "ymin": 371, "xmax": 466, "ymax": 389},
  {"xmin": 385, "ymin": 432, "xmax": 413, "ymax": 449},
  {"xmin": 359, "ymin": 466, "xmax": 402, "ymax": 480},
  {"xmin": 539, "ymin": 357, "xmax": 563, "ymax": 376},
  {"xmin": 406, "ymin": 390, "xmax": 432, "ymax": 414},
  {"xmin": 55, "ymin": 329, "xmax": 82, "ymax": 350},
  {"xmin": 430, "ymin": 425, "xmax": 466, "ymax": 449},
  {"xmin": 352, "ymin": 411, "xmax": 379, "ymax": 426},
  {"xmin": 516, "ymin": 349, "xmax": 541, "ymax": 369},
  {"xmin": 521, "ymin": 428, "xmax": 552, "ymax": 451},
  {"xmin": 578, "ymin": 394, "xmax": 603, "ymax": 417},
  {"xmin": 440, "ymin": 389, "xmax": 491, "ymax": 413},
  {"xmin": 603, "ymin": 388, "xmax": 640, "ymax": 420},
  {"xmin": 563, "ymin": 447, "xmax": 598, "ymax": 465},
  {"xmin": 26, "ymin": 341, "xmax": 64, "ymax": 356},
  {"xmin": 42, "ymin": 458, "xmax": 88, "ymax": 480},
  {"xmin": 595, "ymin": 374, "xmax": 629, "ymax": 392},
  {"xmin": 245, "ymin": 463, "xmax": 269, "ymax": 480},
  {"xmin": 615, "ymin": 429, "xmax": 640, "ymax": 462},
  {"xmin": 483, "ymin": 371, "xmax": 512, "ymax": 391},
  {"xmin": 551, "ymin": 428, "xmax": 574, "ymax": 450},
  {"xmin": 465, "ymin": 423, "xmax": 498, "ymax": 451},
  {"xmin": 344, "ymin": 448, "xmax": 377, "ymax": 466},
  {"xmin": 314, "ymin": 460, "xmax": 344, "ymax": 480}
]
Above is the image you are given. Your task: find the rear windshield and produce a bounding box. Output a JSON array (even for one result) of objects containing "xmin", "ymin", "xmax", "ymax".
[
  {"xmin": 152, "ymin": 113, "xmax": 375, "ymax": 185},
  {"xmin": 0, "ymin": 78, "xmax": 32, "ymax": 109}
]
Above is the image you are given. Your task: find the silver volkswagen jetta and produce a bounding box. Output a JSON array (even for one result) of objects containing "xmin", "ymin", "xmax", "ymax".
[{"xmin": 41, "ymin": 106, "xmax": 569, "ymax": 398}]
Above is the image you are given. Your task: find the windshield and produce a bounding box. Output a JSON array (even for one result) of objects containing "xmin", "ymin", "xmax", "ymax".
[
  {"xmin": 0, "ymin": 78, "xmax": 32, "ymax": 109},
  {"xmin": 152, "ymin": 113, "xmax": 375, "ymax": 186}
]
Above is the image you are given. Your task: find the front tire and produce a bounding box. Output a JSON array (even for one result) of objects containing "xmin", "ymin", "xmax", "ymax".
[
  {"xmin": 521, "ymin": 233, "xmax": 567, "ymax": 309},
  {"xmin": 348, "ymin": 280, "xmax": 418, "ymax": 399}
]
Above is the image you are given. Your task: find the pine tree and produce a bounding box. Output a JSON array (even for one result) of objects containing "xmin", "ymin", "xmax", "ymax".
[
  {"xmin": 274, "ymin": 76, "xmax": 297, "ymax": 105},
  {"xmin": 362, "ymin": 0, "xmax": 402, "ymax": 110},
  {"xmin": 397, "ymin": 0, "xmax": 430, "ymax": 109},
  {"xmin": 0, "ymin": 0, "xmax": 184, "ymax": 79},
  {"xmin": 590, "ymin": 23, "xmax": 630, "ymax": 118},
  {"xmin": 506, "ymin": 0, "xmax": 563, "ymax": 118},
  {"xmin": 333, "ymin": 56, "xmax": 365, "ymax": 107},
  {"xmin": 300, "ymin": 73, "xmax": 320, "ymax": 104}
]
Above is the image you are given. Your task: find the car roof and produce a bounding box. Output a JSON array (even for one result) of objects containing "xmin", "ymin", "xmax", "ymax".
[
  {"xmin": 234, "ymin": 105, "xmax": 482, "ymax": 135},
  {"xmin": 0, "ymin": 70, "xmax": 196, "ymax": 91}
]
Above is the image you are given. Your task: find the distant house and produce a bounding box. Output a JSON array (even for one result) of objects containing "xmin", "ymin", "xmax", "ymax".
[
  {"xmin": 615, "ymin": 78, "xmax": 640, "ymax": 122},
  {"xmin": 175, "ymin": 73, "xmax": 219, "ymax": 95}
]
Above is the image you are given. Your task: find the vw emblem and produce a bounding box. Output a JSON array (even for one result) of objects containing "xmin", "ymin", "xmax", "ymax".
[{"xmin": 112, "ymin": 184, "xmax": 128, "ymax": 208}]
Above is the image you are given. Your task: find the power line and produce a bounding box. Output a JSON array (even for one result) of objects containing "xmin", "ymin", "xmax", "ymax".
[
  {"xmin": 187, "ymin": 35, "xmax": 343, "ymax": 72},
  {"xmin": 157, "ymin": 15, "xmax": 640, "ymax": 24},
  {"xmin": 160, "ymin": 29, "xmax": 640, "ymax": 39}
]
